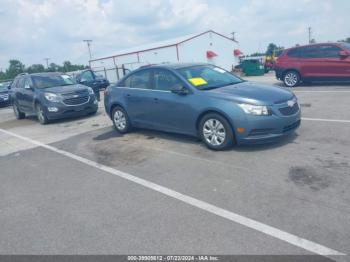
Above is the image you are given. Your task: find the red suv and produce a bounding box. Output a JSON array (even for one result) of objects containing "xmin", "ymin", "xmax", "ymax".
[{"xmin": 275, "ymin": 42, "xmax": 350, "ymax": 87}]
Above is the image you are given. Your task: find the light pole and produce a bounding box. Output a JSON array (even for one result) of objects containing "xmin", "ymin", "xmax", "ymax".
[
  {"xmin": 308, "ymin": 27, "xmax": 312, "ymax": 44},
  {"xmin": 44, "ymin": 58, "xmax": 50, "ymax": 69},
  {"xmin": 83, "ymin": 40, "xmax": 93, "ymax": 60}
]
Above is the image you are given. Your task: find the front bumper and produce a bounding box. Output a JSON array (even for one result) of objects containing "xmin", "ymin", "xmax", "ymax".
[
  {"xmin": 0, "ymin": 96, "xmax": 10, "ymax": 106},
  {"xmin": 233, "ymin": 105, "xmax": 301, "ymax": 145},
  {"xmin": 43, "ymin": 95, "xmax": 98, "ymax": 120}
]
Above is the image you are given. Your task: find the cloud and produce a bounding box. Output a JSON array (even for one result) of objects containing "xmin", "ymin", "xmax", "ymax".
[{"xmin": 0, "ymin": 0, "xmax": 348, "ymax": 69}]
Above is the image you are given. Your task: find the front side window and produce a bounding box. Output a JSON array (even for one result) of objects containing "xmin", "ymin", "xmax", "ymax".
[
  {"xmin": 177, "ymin": 65, "xmax": 243, "ymax": 90},
  {"xmin": 318, "ymin": 45, "xmax": 342, "ymax": 58},
  {"xmin": 287, "ymin": 48, "xmax": 299, "ymax": 57},
  {"xmin": 32, "ymin": 74, "xmax": 75, "ymax": 89},
  {"xmin": 153, "ymin": 69, "xmax": 183, "ymax": 91}
]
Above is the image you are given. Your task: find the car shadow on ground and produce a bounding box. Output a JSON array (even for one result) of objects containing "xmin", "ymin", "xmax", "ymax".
[{"xmin": 94, "ymin": 126, "xmax": 299, "ymax": 152}]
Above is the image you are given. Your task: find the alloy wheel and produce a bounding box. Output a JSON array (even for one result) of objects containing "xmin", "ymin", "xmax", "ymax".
[
  {"xmin": 202, "ymin": 118, "xmax": 226, "ymax": 146},
  {"xmin": 113, "ymin": 110, "xmax": 126, "ymax": 131},
  {"xmin": 284, "ymin": 72, "xmax": 298, "ymax": 87}
]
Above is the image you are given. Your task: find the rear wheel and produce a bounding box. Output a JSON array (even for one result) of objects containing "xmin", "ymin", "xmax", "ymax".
[
  {"xmin": 283, "ymin": 70, "xmax": 300, "ymax": 87},
  {"xmin": 36, "ymin": 104, "xmax": 49, "ymax": 125},
  {"xmin": 13, "ymin": 103, "xmax": 25, "ymax": 119},
  {"xmin": 112, "ymin": 106, "xmax": 131, "ymax": 133},
  {"xmin": 199, "ymin": 113, "xmax": 234, "ymax": 150}
]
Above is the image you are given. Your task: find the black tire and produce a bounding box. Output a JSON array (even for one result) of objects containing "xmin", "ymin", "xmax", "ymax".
[
  {"xmin": 283, "ymin": 70, "xmax": 300, "ymax": 87},
  {"xmin": 13, "ymin": 103, "xmax": 25, "ymax": 119},
  {"xmin": 199, "ymin": 113, "xmax": 234, "ymax": 150},
  {"xmin": 88, "ymin": 109, "xmax": 98, "ymax": 115},
  {"xmin": 36, "ymin": 103, "xmax": 49, "ymax": 125},
  {"xmin": 112, "ymin": 106, "xmax": 131, "ymax": 133}
]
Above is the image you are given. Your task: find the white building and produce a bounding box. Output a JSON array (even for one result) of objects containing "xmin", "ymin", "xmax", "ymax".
[{"xmin": 90, "ymin": 30, "xmax": 241, "ymax": 83}]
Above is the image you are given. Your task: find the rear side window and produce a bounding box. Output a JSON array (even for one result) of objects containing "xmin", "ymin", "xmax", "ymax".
[
  {"xmin": 298, "ymin": 46, "xmax": 319, "ymax": 58},
  {"xmin": 153, "ymin": 69, "xmax": 182, "ymax": 91},
  {"xmin": 121, "ymin": 70, "xmax": 151, "ymax": 89},
  {"xmin": 287, "ymin": 48, "xmax": 299, "ymax": 57},
  {"xmin": 80, "ymin": 71, "xmax": 94, "ymax": 81}
]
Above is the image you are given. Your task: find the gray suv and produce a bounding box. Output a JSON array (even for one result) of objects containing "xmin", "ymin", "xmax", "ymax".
[{"xmin": 11, "ymin": 72, "xmax": 98, "ymax": 124}]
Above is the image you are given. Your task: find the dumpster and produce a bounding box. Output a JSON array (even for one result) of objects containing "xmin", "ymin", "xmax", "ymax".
[{"xmin": 240, "ymin": 57, "xmax": 265, "ymax": 76}]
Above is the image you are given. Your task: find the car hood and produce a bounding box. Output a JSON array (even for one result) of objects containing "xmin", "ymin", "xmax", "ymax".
[
  {"xmin": 41, "ymin": 84, "xmax": 88, "ymax": 94},
  {"xmin": 206, "ymin": 81, "xmax": 294, "ymax": 105}
]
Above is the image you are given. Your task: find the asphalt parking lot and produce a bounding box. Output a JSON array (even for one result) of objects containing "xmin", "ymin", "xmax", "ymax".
[{"xmin": 0, "ymin": 74, "xmax": 349, "ymax": 261}]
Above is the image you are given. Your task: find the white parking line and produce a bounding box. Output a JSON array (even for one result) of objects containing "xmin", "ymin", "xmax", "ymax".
[
  {"xmin": 0, "ymin": 128, "xmax": 345, "ymax": 257},
  {"xmin": 294, "ymin": 90, "xmax": 350, "ymax": 93},
  {"xmin": 302, "ymin": 117, "xmax": 350, "ymax": 123}
]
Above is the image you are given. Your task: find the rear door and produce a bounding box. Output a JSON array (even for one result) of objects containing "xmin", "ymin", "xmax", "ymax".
[
  {"xmin": 21, "ymin": 77, "xmax": 35, "ymax": 112},
  {"xmin": 14, "ymin": 77, "xmax": 26, "ymax": 110},
  {"xmin": 121, "ymin": 69, "xmax": 156, "ymax": 127},
  {"xmin": 297, "ymin": 45, "xmax": 324, "ymax": 78}
]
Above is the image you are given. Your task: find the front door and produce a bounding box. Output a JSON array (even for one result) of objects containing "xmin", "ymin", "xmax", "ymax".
[{"xmin": 150, "ymin": 69, "xmax": 196, "ymax": 134}]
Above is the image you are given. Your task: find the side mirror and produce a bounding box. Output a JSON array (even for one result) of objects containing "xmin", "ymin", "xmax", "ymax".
[
  {"xmin": 171, "ymin": 85, "xmax": 189, "ymax": 95},
  {"xmin": 339, "ymin": 50, "xmax": 349, "ymax": 58}
]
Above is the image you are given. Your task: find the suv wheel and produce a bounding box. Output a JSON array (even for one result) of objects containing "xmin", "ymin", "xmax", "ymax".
[
  {"xmin": 112, "ymin": 106, "xmax": 130, "ymax": 133},
  {"xmin": 283, "ymin": 71, "xmax": 300, "ymax": 87},
  {"xmin": 13, "ymin": 103, "xmax": 25, "ymax": 119},
  {"xmin": 199, "ymin": 113, "xmax": 234, "ymax": 150},
  {"xmin": 36, "ymin": 104, "xmax": 49, "ymax": 125}
]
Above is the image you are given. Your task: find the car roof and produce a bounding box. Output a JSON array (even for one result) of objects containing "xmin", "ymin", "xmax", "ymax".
[
  {"xmin": 29, "ymin": 72, "xmax": 65, "ymax": 77},
  {"xmin": 286, "ymin": 42, "xmax": 342, "ymax": 50},
  {"xmin": 140, "ymin": 63, "xmax": 209, "ymax": 70}
]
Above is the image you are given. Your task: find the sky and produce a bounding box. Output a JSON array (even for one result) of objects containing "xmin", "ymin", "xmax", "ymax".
[{"xmin": 0, "ymin": 0, "xmax": 349, "ymax": 70}]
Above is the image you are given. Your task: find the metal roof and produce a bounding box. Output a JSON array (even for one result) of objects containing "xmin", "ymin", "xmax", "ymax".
[{"xmin": 90, "ymin": 30, "xmax": 237, "ymax": 62}]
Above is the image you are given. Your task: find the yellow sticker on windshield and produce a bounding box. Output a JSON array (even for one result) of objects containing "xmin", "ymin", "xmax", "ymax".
[{"xmin": 188, "ymin": 77, "xmax": 207, "ymax": 86}]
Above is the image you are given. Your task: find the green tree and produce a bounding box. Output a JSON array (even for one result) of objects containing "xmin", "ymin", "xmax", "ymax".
[
  {"xmin": 26, "ymin": 64, "xmax": 45, "ymax": 74},
  {"xmin": 266, "ymin": 43, "xmax": 278, "ymax": 56},
  {"xmin": 6, "ymin": 60, "xmax": 25, "ymax": 79},
  {"xmin": 338, "ymin": 37, "xmax": 350, "ymax": 43}
]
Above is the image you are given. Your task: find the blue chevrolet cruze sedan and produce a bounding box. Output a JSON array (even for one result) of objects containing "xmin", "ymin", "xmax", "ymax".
[{"xmin": 104, "ymin": 63, "xmax": 301, "ymax": 150}]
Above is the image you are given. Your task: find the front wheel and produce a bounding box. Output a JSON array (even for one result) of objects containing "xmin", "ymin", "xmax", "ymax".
[
  {"xmin": 36, "ymin": 104, "xmax": 49, "ymax": 125},
  {"xmin": 199, "ymin": 113, "xmax": 234, "ymax": 150},
  {"xmin": 112, "ymin": 106, "xmax": 131, "ymax": 133},
  {"xmin": 283, "ymin": 70, "xmax": 300, "ymax": 87}
]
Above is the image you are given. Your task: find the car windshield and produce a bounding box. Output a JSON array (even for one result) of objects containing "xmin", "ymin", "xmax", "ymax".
[
  {"xmin": 340, "ymin": 42, "xmax": 350, "ymax": 51},
  {"xmin": 177, "ymin": 65, "xmax": 243, "ymax": 90},
  {"xmin": 0, "ymin": 83, "xmax": 9, "ymax": 91},
  {"xmin": 32, "ymin": 74, "xmax": 75, "ymax": 89}
]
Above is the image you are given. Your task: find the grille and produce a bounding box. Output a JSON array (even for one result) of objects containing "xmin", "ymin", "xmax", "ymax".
[
  {"xmin": 283, "ymin": 120, "xmax": 301, "ymax": 132},
  {"xmin": 62, "ymin": 90, "xmax": 89, "ymax": 106},
  {"xmin": 0, "ymin": 94, "xmax": 9, "ymax": 99},
  {"xmin": 63, "ymin": 96, "xmax": 89, "ymax": 105},
  {"xmin": 248, "ymin": 128, "xmax": 274, "ymax": 137},
  {"xmin": 279, "ymin": 103, "xmax": 299, "ymax": 116}
]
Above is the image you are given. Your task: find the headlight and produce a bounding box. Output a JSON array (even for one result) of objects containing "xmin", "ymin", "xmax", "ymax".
[
  {"xmin": 87, "ymin": 87, "xmax": 94, "ymax": 95},
  {"xmin": 238, "ymin": 103, "xmax": 271, "ymax": 116},
  {"xmin": 44, "ymin": 93, "xmax": 61, "ymax": 102}
]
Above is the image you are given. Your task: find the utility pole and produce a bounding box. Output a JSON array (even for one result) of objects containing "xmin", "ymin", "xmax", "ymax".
[
  {"xmin": 308, "ymin": 27, "xmax": 312, "ymax": 44},
  {"xmin": 44, "ymin": 58, "xmax": 50, "ymax": 69},
  {"xmin": 231, "ymin": 32, "xmax": 237, "ymax": 42},
  {"xmin": 83, "ymin": 40, "xmax": 93, "ymax": 60}
]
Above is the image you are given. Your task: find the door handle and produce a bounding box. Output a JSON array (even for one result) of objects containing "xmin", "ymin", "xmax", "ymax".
[
  {"xmin": 153, "ymin": 98, "xmax": 159, "ymax": 103},
  {"xmin": 125, "ymin": 94, "xmax": 131, "ymax": 97}
]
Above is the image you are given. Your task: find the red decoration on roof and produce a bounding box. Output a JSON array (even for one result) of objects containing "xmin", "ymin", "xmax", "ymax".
[
  {"xmin": 233, "ymin": 49, "xmax": 243, "ymax": 56},
  {"xmin": 206, "ymin": 50, "xmax": 218, "ymax": 58}
]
